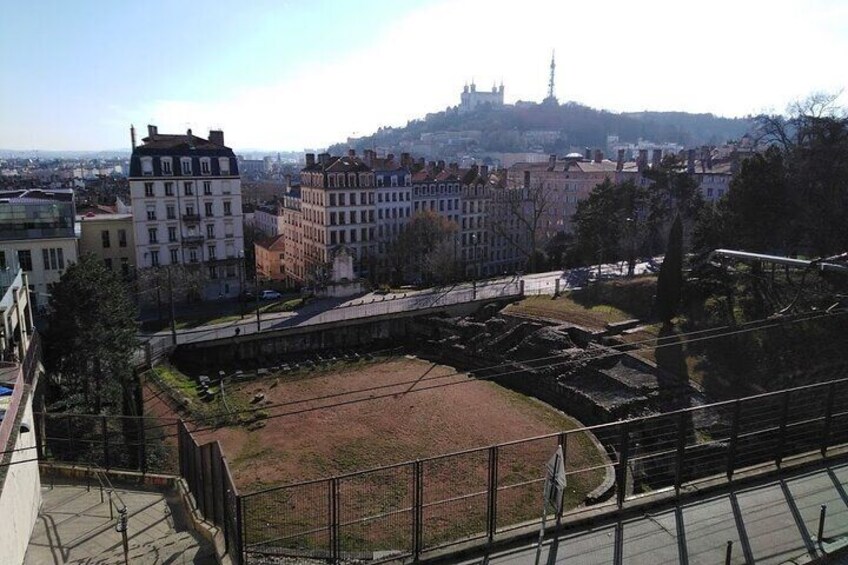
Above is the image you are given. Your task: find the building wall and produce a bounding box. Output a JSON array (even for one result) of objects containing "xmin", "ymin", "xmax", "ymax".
[
  {"xmin": 255, "ymin": 239, "xmax": 285, "ymax": 282},
  {"xmin": 1, "ymin": 239, "xmax": 78, "ymax": 311},
  {"xmin": 0, "ymin": 397, "xmax": 42, "ymax": 565},
  {"xmin": 77, "ymin": 215, "xmax": 135, "ymax": 277},
  {"xmin": 254, "ymin": 207, "xmax": 284, "ymax": 237}
]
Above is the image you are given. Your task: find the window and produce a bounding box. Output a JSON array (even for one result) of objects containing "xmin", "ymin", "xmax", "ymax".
[
  {"xmin": 201, "ymin": 159, "xmax": 211, "ymax": 175},
  {"xmin": 101, "ymin": 230, "xmax": 111, "ymax": 248},
  {"xmin": 339, "ymin": 193, "xmax": 345, "ymax": 206},
  {"xmin": 0, "ymin": 251, "xmax": 5, "ymax": 270},
  {"xmin": 144, "ymin": 182, "xmax": 154, "ymax": 197},
  {"xmin": 184, "ymin": 182, "xmax": 194, "ymax": 196},
  {"xmin": 186, "ymin": 205, "xmax": 195, "ymax": 216},
  {"xmin": 329, "ymin": 194, "xmax": 337, "ymax": 206},
  {"xmin": 164, "ymin": 182, "xmax": 174, "ymax": 196},
  {"xmin": 150, "ymin": 250, "xmax": 160, "ymax": 267},
  {"xmin": 57, "ymin": 248, "xmax": 64, "ymax": 269},
  {"xmin": 146, "ymin": 207, "xmax": 156, "ymax": 221},
  {"xmin": 161, "ymin": 158, "xmax": 172, "ymax": 175},
  {"xmin": 203, "ymin": 181, "xmax": 212, "ymax": 195},
  {"xmin": 141, "ymin": 157, "xmax": 153, "ymax": 175},
  {"xmin": 168, "ymin": 227, "xmax": 177, "ymax": 242},
  {"xmin": 219, "ymin": 157, "xmax": 230, "ymax": 174},
  {"xmin": 208, "ymin": 245, "xmax": 216, "ymax": 260},
  {"xmin": 330, "ymin": 230, "xmax": 337, "ymax": 245},
  {"xmin": 224, "ymin": 201, "xmax": 232, "ymax": 216},
  {"xmin": 205, "ymin": 202, "xmax": 213, "ymax": 217},
  {"xmin": 118, "ymin": 229, "xmax": 127, "ymax": 248},
  {"xmin": 166, "ymin": 205, "xmax": 176, "ymax": 220},
  {"xmin": 169, "ymin": 248, "xmax": 179, "ymax": 264},
  {"xmin": 189, "ymin": 249, "xmax": 198, "ymax": 263},
  {"xmin": 42, "ymin": 249, "xmax": 51, "ymax": 270},
  {"xmin": 121, "ymin": 258, "xmax": 129, "ymax": 277},
  {"xmin": 330, "ymin": 212, "xmax": 337, "ymax": 225},
  {"xmin": 181, "ymin": 159, "xmax": 192, "ymax": 175},
  {"xmin": 208, "ymin": 266, "xmax": 218, "ymax": 279},
  {"xmin": 104, "ymin": 258, "xmax": 113, "ymax": 270},
  {"xmin": 206, "ymin": 224, "xmax": 215, "ymax": 238},
  {"xmin": 148, "ymin": 228, "xmax": 158, "ymax": 244}
]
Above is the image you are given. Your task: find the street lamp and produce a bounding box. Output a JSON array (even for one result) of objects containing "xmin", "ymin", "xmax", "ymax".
[
  {"xmin": 238, "ymin": 250, "xmax": 245, "ymax": 319},
  {"xmin": 471, "ymin": 233, "xmax": 479, "ymax": 299}
]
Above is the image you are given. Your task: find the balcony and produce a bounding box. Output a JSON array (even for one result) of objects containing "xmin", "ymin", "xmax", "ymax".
[
  {"xmin": 181, "ymin": 234, "xmax": 204, "ymax": 246},
  {"xmin": 182, "ymin": 213, "xmax": 201, "ymax": 224}
]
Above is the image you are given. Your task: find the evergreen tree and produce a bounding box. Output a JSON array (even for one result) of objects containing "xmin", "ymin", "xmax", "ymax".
[
  {"xmin": 44, "ymin": 254, "xmax": 138, "ymax": 414},
  {"xmin": 656, "ymin": 215, "xmax": 684, "ymax": 323}
]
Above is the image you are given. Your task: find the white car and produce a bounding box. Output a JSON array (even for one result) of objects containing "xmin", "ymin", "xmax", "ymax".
[{"xmin": 260, "ymin": 290, "xmax": 282, "ymax": 300}]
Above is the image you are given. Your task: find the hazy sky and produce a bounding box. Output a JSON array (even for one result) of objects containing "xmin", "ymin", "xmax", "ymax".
[{"xmin": 2, "ymin": 0, "xmax": 846, "ymax": 151}]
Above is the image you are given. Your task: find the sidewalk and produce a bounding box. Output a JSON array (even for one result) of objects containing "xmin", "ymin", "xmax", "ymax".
[{"xmin": 459, "ymin": 460, "xmax": 848, "ymax": 564}]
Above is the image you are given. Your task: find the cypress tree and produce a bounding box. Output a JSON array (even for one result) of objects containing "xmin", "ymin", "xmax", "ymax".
[{"xmin": 656, "ymin": 215, "xmax": 684, "ymax": 323}]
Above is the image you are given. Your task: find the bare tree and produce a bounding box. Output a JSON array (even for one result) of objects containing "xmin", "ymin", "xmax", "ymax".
[{"xmin": 489, "ymin": 178, "xmax": 555, "ymax": 273}]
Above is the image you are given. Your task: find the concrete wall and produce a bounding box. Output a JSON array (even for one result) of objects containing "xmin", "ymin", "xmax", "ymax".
[{"xmin": 0, "ymin": 397, "xmax": 42, "ymax": 565}]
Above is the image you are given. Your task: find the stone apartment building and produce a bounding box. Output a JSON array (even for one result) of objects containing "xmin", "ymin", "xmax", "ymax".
[
  {"xmin": 254, "ymin": 202, "xmax": 285, "ymax": 237},
  {"xmin": 411, "ymin": 162, "xmax": 462, "ymax": 224},
  {"xmin": 254, "ymin": 234, "xmax": 285, "ymax": 282},
  {"xmin": 280, "ymin": 185, "xmax": 304, "ymax": 287},
  {"xmin": 299, "ymin": 152, "xmax": 376, "ymax": 283},
  {"xmin": 77, "ymin": 210, "xmax": 135, "ymax": 278},
  {"xmin": 129, "ymin": 126, "xmax": 244, "ymax": 300},
  {"xmin": 460, "ymin": 165, "xmax": 492, "ymax": 278}
]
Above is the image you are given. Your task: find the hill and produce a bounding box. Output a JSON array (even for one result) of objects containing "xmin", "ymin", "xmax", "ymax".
[{"xmin": 330, "ymin": 101, "xmax": 753, "ymax": 159}]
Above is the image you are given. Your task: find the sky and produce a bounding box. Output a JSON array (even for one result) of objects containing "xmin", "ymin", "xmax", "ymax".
[{"xmin": 1, "ymin": 0, "xmax": 846, "ymax": 152}]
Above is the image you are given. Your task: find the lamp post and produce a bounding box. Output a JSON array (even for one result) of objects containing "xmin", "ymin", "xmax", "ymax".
[
  {"xmin": 238, "ymin": 250, "xmax": 245, "ymax": 319},
  {"xmin": 471, "ymin": 233, "xmax": 479, "ymax": 299},
  {"xmin": 255, "ymin": 275, "xmax": 262, "ymax": 332}
]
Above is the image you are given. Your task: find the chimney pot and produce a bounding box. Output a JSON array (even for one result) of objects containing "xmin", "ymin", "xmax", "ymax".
[
  {"xmin": 652, "ymin": 149, "xmax": 662, "ymax": 169},
  {"xmin": 387, "ymin": 153, "xmax": 395, "ymax": 163},
  {"xmin": 147, "ymin": 124, "xmax": 157, "ymax": 138},
  {"xmin": 687, "ymin": 149, "xmax": 696, "ymax": 174},
  {"xmin": 584, "ymin": 147, "xmax": 592, "ymax": 161},
  {"xmin": 616, "ymin": 149, "xmax": 625, "ymax": 172},
  {"xmin": 130, "ymin": 125, "xmax": 136, "ymax": 150},
  {"xmin": 305, "ymin": 153, "xmax": 315, "ymax": 167},
  {"xmin": 594, "ymin": 150, "xmax": 603, "ymax": 163},
  {"xmin": 480, "ymin": 165, "xmax": 489, "ymax": 177},
  {"xmin": 348, "ymin": 149, "xmax": 355, "ymax": 157},
  {"xmin": 208, "ymin": 129, "xmax": 225, "ymax": 147}
]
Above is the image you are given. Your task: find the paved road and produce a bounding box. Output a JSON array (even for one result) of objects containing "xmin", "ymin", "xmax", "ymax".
[
  {"xmin": 460, "ymin": 460, "xmax": 848, "ymax": 565},
  {"xmin": 138, "ymin": 258, "xmax": 660, "ymax": 349}
]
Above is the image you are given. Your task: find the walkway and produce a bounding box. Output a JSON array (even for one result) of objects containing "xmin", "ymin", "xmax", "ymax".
[
  {"xmin": 25, "ymin": 484, "xmax": 215, "ymax": 564},
  {"xmin": 461, "ymin": 460, "xmax": 848, "ymax": 564}
]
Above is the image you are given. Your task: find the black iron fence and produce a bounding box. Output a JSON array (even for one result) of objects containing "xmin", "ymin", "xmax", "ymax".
[
  {"xmin": 178, "ymin": 420, "xmax": 242, "ymax": 565},
  {"xmin": 238, "ymin": 377, "xmax": 848, "ymax": 564},
  {"xmin": 35, "ymin": 412, "xmax": 179, "ymax": 474}
]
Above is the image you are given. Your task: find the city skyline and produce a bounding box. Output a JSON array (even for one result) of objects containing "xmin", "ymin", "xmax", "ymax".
[{"xmin": 1, "ymin": 0, "xmax": 847, "ymax": 151}]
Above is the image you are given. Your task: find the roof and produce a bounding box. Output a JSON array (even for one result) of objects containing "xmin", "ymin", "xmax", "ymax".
[
  {"xmin": 0, "ymin": 188, "xmax": 74, "ymax": 202},
  {"xmin": 137, "ymin": 132, "xmax": 228, "ymax": 152},
  {"xmin": 77, "ymin": 212, "xmax": 132, "ymax": 221},
  {"xmin": 255, "ymin": 234, "xmax": 285, "ymax": 251}
]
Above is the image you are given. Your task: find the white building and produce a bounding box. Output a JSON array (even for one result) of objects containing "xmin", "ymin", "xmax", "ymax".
[
  {"xmin": 254, "ymin": 203, "xmax": 285, "ymax": 237},
  {"xmin": 129, "ymin": 126, "xmax": 245, "ymax": 300},
  {"xmin": 0, "ymin": 189, "xmax": 79, "ymax": 312}
]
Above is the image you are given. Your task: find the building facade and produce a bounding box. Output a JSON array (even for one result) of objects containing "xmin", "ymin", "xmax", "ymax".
[
  {"xmin": 255, "ymin": 234, "xmax": 285, "ymax": 282},
  {"xmin": 0, "ymin": 188, "xmax": 78, "ymax": 311},
  {"xmin": 281, "ymin": 186, "xmax": 304, "ymax": 286},
  {"xmin": 77, "ymin": 212, "xmax": 135, "ymax": 278},
  {"xmin": 129, "ymin": 126, "xmax": 244, "ymax": 300},
  {"xmin": 459, "ymin": 82, "xmax": 504, "ymax": 114},
  {"xmin": 254, "ymin": 203, "xmax": 285, "ymax": 237}
]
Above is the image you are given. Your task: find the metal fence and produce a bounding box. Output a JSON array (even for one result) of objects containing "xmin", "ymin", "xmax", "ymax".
[
  {"xmin": 36, "ymin": 411, "xmax": 180, "ymax": 475},
  {"xmin": 238, "ymin": 376, "xmax": 848, "ymax": 563},
  {"xmin": 178, "ymin": 420, "xmax": 242, "ymax": 565}
]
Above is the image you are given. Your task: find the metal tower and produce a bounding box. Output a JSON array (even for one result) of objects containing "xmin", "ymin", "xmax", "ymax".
[{"xmin": 547, "ymin": 50, "xmax": 556, "ymax": 100}]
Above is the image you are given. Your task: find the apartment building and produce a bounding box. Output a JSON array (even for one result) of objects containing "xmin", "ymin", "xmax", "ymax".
[
  {"xmin": 281, "ymin": 186, "xmax": 304, "ymax": 287},
  {"xmin": 411, "ymin": 162, "xmax": 462, "ymax": 224},
  {"xmin": 460, "ymin": 165, "xmax": 492, "ymax": 278},
  {"xmin": 129, "ymin": 126, "xmax": 244, "ymax": 300},
  {"xmin": 77, "ymin": 211, "xmax": 135, "ymax": 278},
  {"xmin": 0, "ymin": 188, "xmax": 78, "ymax": 311},
  {"xmin": 254, "ymin": 234, "xmax": 285, "ymax": 281},
  {"xmin": 254, "ymin": 202, "xmax": 284, "ymax": 237},
  {"xmin": 299, "ymin": 152, "xmax": 376, "ymax": 282}
]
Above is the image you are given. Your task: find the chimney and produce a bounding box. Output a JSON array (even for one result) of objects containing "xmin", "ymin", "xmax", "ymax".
[
  {"xmin": 417, "ymin": 157, "xmax": 425, "ymax": 167},
  {"xmin": 387, "ymin": 153, "xmax": 395, "ymax": 164},
  {"xmin": 652, "ymin": 149, "xmax": 662, "ymax": 169},
  {"xmin": 584, "ymin": 147, "xmax": 592, "ymax": 161},
  {"xmin": 428, "ymin": 160, "xmax": 436, "ymax": 170},
  {"xmin": 400, "ymin": 152, "xmax": 411, "ymax": 168},
  {"xmin": 548, "ymin": 154, "xmax": 556, "ymax": 170},
  {"xmin": 593, "ymin": 150, "xmax": 603, "ymax": 163},
  {"xmin": 130, "ymin": 124, "xmax": 136, "ymax": 150},
  {"xmin": 348, "ymin": 148, "xmax": 356, "ymax": 157},
  {"xmin": 616, "ymin": 149, "xmax": 625, "ymax": 171},
  {"xmin": 305, "ymin": 153, "xmax": 315, "ymax": 167},
  {"xmin": 437, "ymin": 160, "xmax": 445, "ymax": 170},
  {"xmin": 208, "ymin": 129, "xmax": 224, "ymax": 146},
  {"xmin": 706, "ymin": 149, "xmax": 713, "ymax": 170},
  {"xmin": 147, "ymin": 124, "xmax": 158, "ymax": 138},
  {"xmin": 700, "ymin": 146, "xmax": 709, "ymax": 172},
  {"xmin": 637, "ymin": 149, "xmax": 648, "ymax": 172},
  {"xmin": 523, "ymin": 170, "xmax": 531, "ymax": 187},
  {"xmin": 480, "ymin": 165, "xmax": 489, "ymax": 177},
  {"xmin": 318, "ymin": 153, "xmax": 331, "ymax": 166},
  {"xmin": 687, "ymin": 149, "xmax": 696, "ymax": 174},
  {"xmin": 450, "ymin": 162, "xmax": 459, "ymax": 172},
  {"xmin": 285, "ymin": 174, "xmax": 292, "ymax": 191},
  {"xmin": 186, "ymin": 128, "xmax": 192, "ymax": 137}
]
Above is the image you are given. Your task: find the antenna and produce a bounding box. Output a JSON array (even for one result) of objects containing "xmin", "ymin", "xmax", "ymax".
[{"xmin": 547, "ymin": 50, "xmax": 556, "ymax": 101}]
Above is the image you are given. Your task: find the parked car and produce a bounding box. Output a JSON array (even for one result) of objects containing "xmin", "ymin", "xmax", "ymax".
[{"xmin": 260, "ymin": 290, "xmax": 283, "ymax": 300}]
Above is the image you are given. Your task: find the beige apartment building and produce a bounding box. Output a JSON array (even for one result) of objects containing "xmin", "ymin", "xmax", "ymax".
[
  {"xmin": 77, "ymin": 212, "xmax": 135, "ymax": 278},
  {"xmin": 254, "ymin": 234, "xmax": 285, "ymax": 282}
]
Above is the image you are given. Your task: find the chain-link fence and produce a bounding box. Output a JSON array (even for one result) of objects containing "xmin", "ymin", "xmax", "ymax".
[{"xmin": 239, "ymin": 376, "xmax": 848, "ymax": 564}]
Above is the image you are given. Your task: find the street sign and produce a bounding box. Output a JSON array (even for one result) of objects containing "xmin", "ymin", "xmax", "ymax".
[
  {"xmin": 535, "ymin": 446, "xmax": 567, "ymax": 565},
  {"xmin": 543, "ymin": 445, "xmax": 567, "ymax": 514}
]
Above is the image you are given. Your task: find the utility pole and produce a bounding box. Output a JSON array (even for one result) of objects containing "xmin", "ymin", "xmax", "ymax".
[
  {"xmin": 255, "ymin": 276, "xmax": 261, "ymax": 332},
  {"xmin": 167, "ymin": 266, "xmax": 177, "ymax": 345}
]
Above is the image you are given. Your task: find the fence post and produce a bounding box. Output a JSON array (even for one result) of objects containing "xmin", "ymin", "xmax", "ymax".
[
  {"xmin": 822, "ymin": 382, "xmax": 836, "ymax": 457},
  {"xmin": 412, "ymin": 460, "xmax": 422, "ymax": 559},
  {"xmin": 487, "ymin": 445, "xmax": 499, "ymax": 541},
  {"xmin": 101, "ymin": 415, "xmax": 110, "ymax": 470},
  {"xmin": 330, "ymin": 478, "xmax": 340, "ymax": 564},
  {"xmin": 237, "ymin": 494, "xmax": 246, "ymax": 565},
  {"xmin": 727, "ymin": 400, "xmax": 741, "ymax": 480},
  {"xmin": 220, "ymin": 456, "xmax": 230, "ymax": 555},
  {"xmin": 616, "ymin": 422, "xmax": 630, "ymax": 509},
  {"xmin": 776, "ymin": 390, "xmax": 791, "ymax": 467},
  {"xmin": 674, "ymin": 411, "xmax": 688, "ymax": 495},
  {"xmin": 557, "ymin": 433, "xmax": 567, "ymax": 523}
]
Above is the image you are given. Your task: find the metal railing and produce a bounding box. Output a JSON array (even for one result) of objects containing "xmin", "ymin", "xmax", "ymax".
[{"xmin": 238, "ymin": 376, "xmax": 848, "ymax": 563}]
